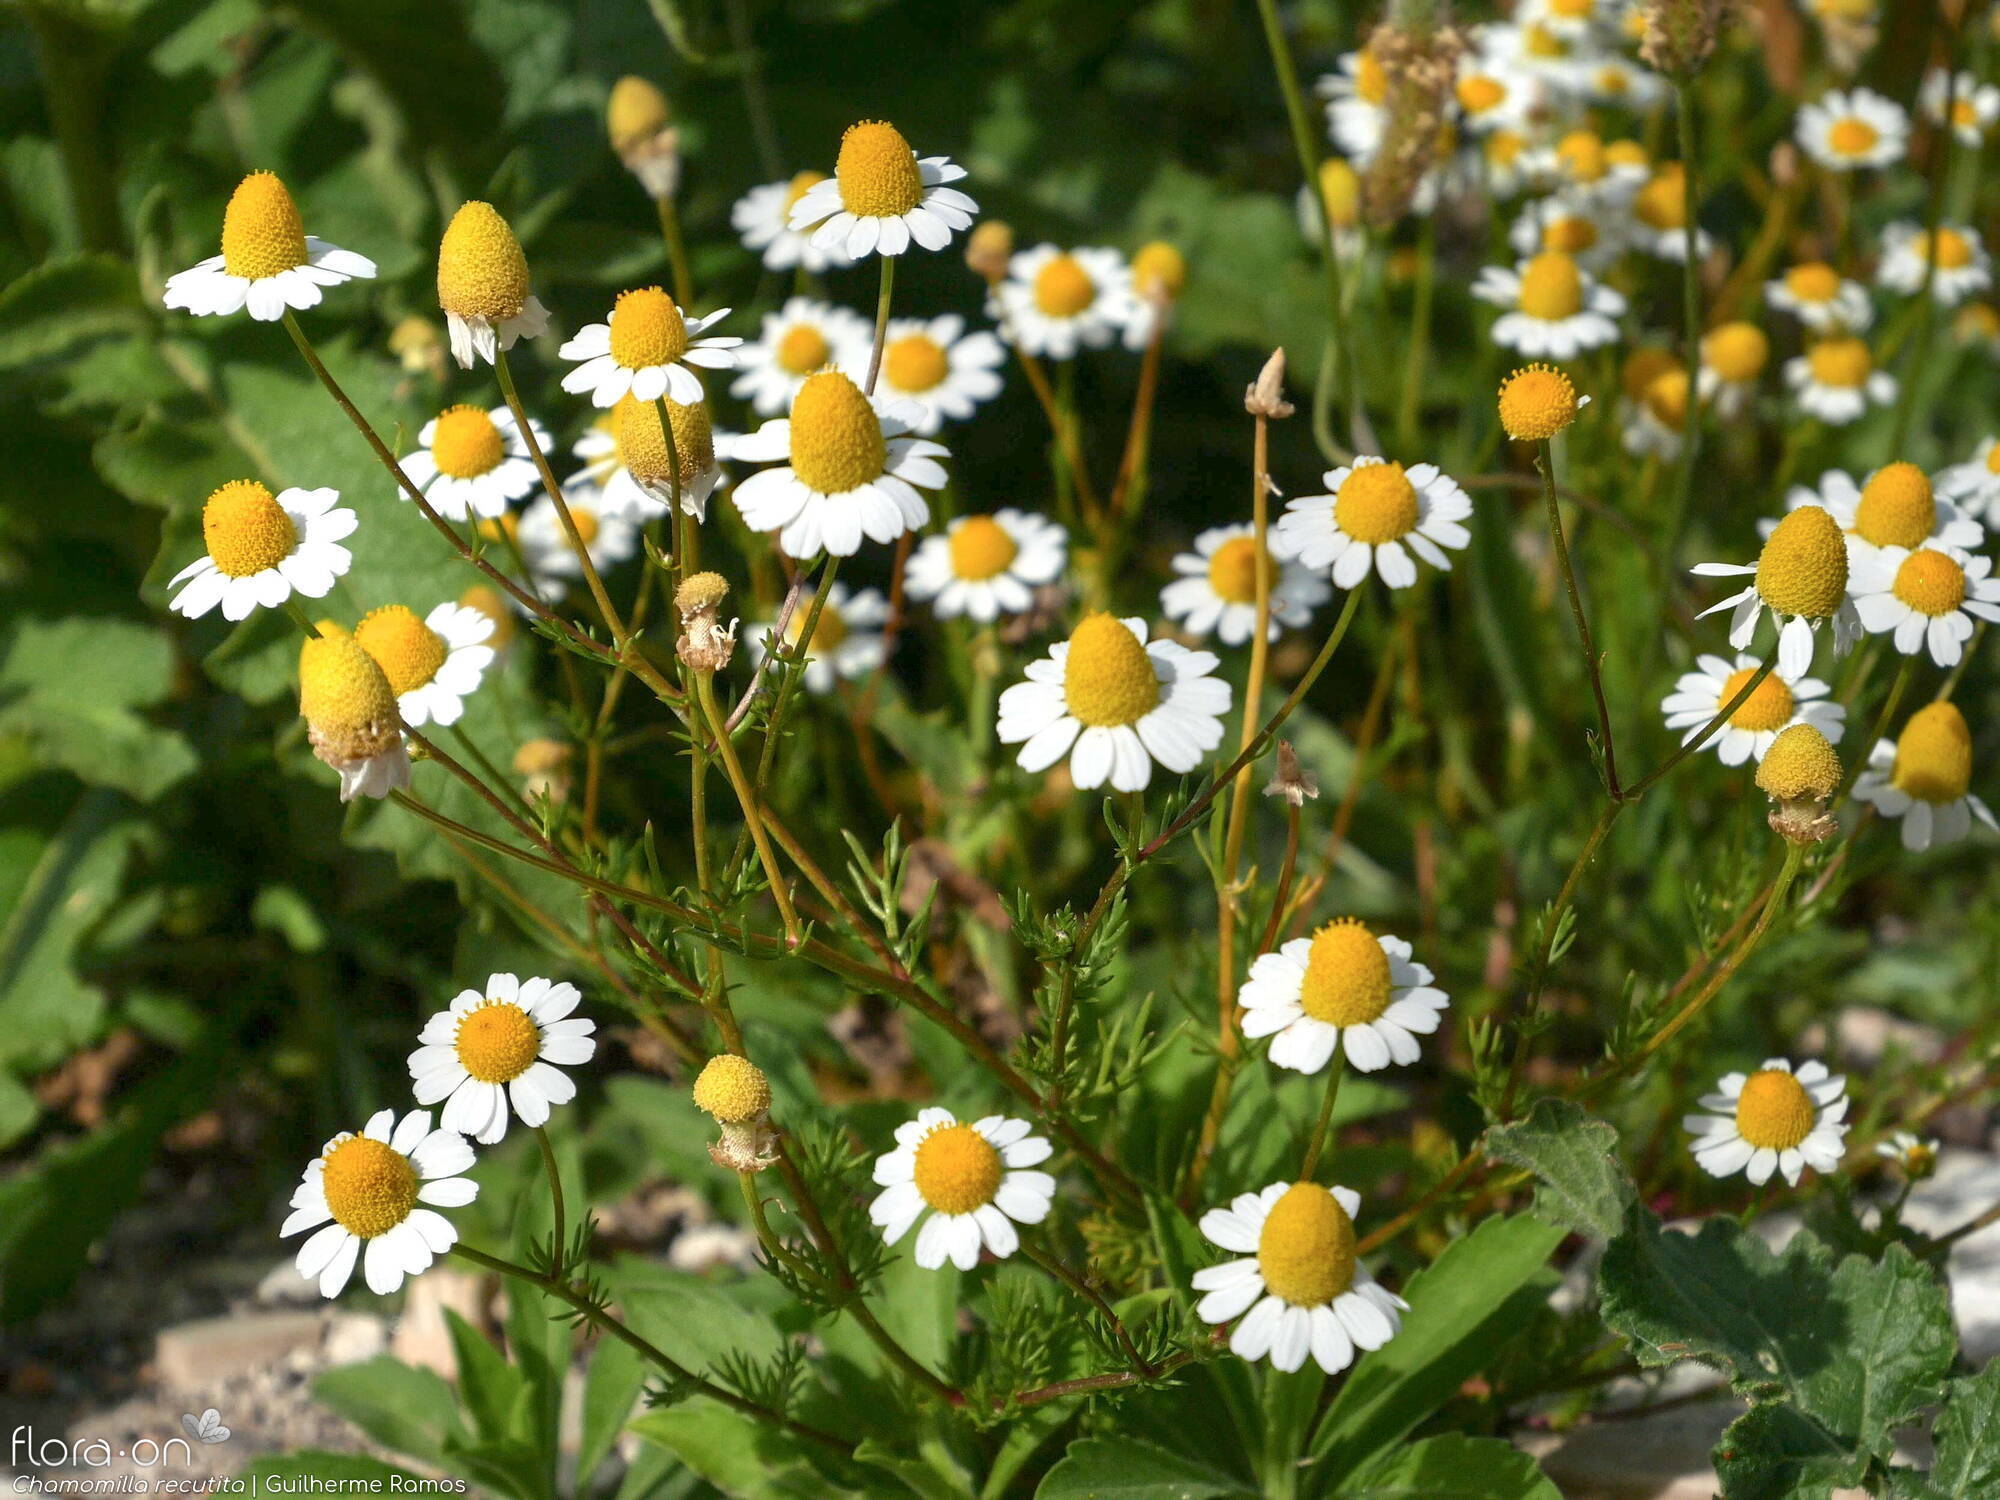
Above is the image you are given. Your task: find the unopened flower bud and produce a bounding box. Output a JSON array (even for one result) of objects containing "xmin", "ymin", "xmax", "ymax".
[
  {"xmin": 608, "ymin": 77, "xmax": 681, "ymax": 201},
  {"xmin": 965, "ymin": 220, "xmax": 1014, "ymax": 283}
]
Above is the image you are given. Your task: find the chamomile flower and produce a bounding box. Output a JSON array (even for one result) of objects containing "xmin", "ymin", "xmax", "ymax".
[
  {"xmin": 162, "ymin": 171, "xmax": 376, "ymax": 321},
  {"xmin": 1796, "ymin": 87, "xmax": 1909, "ymax": 171},
  {"xmin": 1474, "ymin": 251, "xmax": 1626, "ymax": 357},
  {"xmin": 1849, "ymin": 544, "xmax": 2000, "ymax": 667},
  {"xmin": 1622, "ymin": 366, "xmax": 1692, "ymax": 459},
  {"xmin": 1626, "ymin": 165, "xmax": 1714, "ymax": 262},
  {"xmin": 1934, "ymin": 437, "xmax": 2000, "ymax": 523},
  {"xmin": 996, "ymin": 613, "xmax": 1230, "ymax": 793},
  {"xmin": 1685, "ymin": 1059, "xmax": 1849, "ymax": 1187},
  {"xmin": 732, "ymin": 173, "xmax": 855, "ymax": 272},
  {"xmin": 1159, "ymin": 525, "xmax": 1332, "ymax": 645},
  {"xmin": 352, "ymin": 603, "xmax": 495, "ymax": 730},
  {"xmin": 1877, "ymin": 1132, "xmax": 1939, "ymax": 1178},
  {"xmin": 1784, "ymin": 336, "xmax": 1896, "ymax": 425},
  {"xmin": 868, "ymin": 1108, "xmax": 1054, "ymax": 1270},
  {"xmin": 1239, "ymin": 920, "xmax": 1449, "ymax": 1074},
  {"xmin": 905, "ymin": 510, "xmax": 1067, "ymax": 623},
  {"xmin": 1517, "ymin": 0, "xmax": 1614, "ymax": 41},
  {"xmin": 1317, "ymin": 45, "xmax": 1392, "ymax": 164},
  {"xmin": 518, "ymin": 489, "xmax": 638, "ymax": 584},
  {"xmin": 730, "ymin": 370, "xmax": 948, "ymax": 557},
  {"xmin": 789, "ymin": 120, "xmax": 978, "ymax": 259},
  {"xmin": 732, "ymin": 298, "xmax": 871, "ymax": 418},
  {"xmin": 1497, "ymin": 362, "xmax": 1587, "ymax": 441},
  {"xmin": 1275, "ymin": 457, "xmax": 1473, "ymax": 590},
  {"xmin": 1451, "ymin": 53, "xmax": 1542, "ymax": 134},
  {"xmin": 1509, "ymin": 193, "xmax": 1626, "ymax": 272},
  {"xmin": 169, "ymin": 481, "xmax": 355, "ymax": 622},
  {"xmin": 282, "ymin": 1108, "xmax": 476, "ymax": 1299},
  {"xmin": 741, "ymin": 583, "xmax": 888, "ymax": 696},
  {"xmin": 1920, "ymin": 68, "xmax": 2000, "ymax": 147},
  {"xmin": 1528, "ymin": 130, "xmax": 1649, "ymax": 205},
  {"xmin": 1691, "ymin": 505, "xmax": 1861, "ymax": 676},
  {"xmin": 1580, "ymin": 54, "xmax": 1669, "ymax": 110},
  {"xmin": 1193, "ymin": 1181, "xmax": 1405, "ymax": 1375},
  {"xmin": 1765, "ymin": 261, "xmax": 1875, "ymax": 333},
  {"xmin": 435, "ymin": 201, "xmax": 549, "ymax": 368},
  {"xmin": 991, "ymin": 245, "xmax": 1141, "ymax": 361},
  {"xmin": 1298, "ymin": 158, "xmax": 1368, "ymax": 259},
  {"xmin": 408, "ymin": 975, "xmax": 595, "ymax": 1144},
  {"xmin": 559, "ymin": 288, "xmax": 739, "ymax": 409},
  {"xmin": 857, "ymin": 315, "xmax": 1006, "ymax": 432},
  {"xmin": 1699, "ymin": 323, "xmax": 1771, "ymax": 420},
  {"xmin": 1876, "ymin": 222, "xmax": 1993, "ymax": 307},
  {"xmin": 1659, "ymin": 653, "xmax": 1845, "ymax": 766},
  {"xmin": 1854, "ymin": 702, "xmax": 1997, "ymax": 850},
  {"xmin": 1781, "ymin": 464, "xmax": 1984, "ymax": 561},
  {"xmin": 399, "ymin": 405, "xmax": 547, "ymax": 522},
  {"xmin": 298, "ymin": 631, "xmax": 410, "ymax": 803},
  {"xmin": 611, "ymin": 393, "xmax": 724, "ymax": 521}
]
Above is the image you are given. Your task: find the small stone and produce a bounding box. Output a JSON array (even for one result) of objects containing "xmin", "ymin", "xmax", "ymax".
[
  {"xmin": 321, "ymin": 1311, "xmax": 387, "ymax": 1366},
  {"xmin": 154, "ymin": 1311, "xmax": 322, "ymax": 1394},
  {"xmin": 389, "ymin": 1267, "xmax": 488, "ymax": 1379}
]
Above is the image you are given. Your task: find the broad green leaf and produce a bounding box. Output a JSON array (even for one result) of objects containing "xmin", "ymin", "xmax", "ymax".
[
  {"xmin": 1344, "ymin": 1434, "xmax": 1562, "ymax": 1498},
  {"xmin": 1034, "ymin": 1435, "xmax": 1253, "ymax": 1499},
  {"xmin": 854, "ymin": 1435, "xmax": 978, "ymax": 1500},
  {"xmin": 577, "ymin": 1333, "xmax": 647, "ymax": 1488},
  {"xmin": 1917, "ymin": 1357, "xmax": 2000, "ymax": 1499},
  {"xmin": 0, "ymin": 254, "xmax": 146, "ymax": 369},
  {"xmin": 0, "ymin": 617, "xmax": 195, "ymax": 798},
  {"xmin": 309, "ymin": 1356, "xmax": 460, "ymax": 1465},
  {"xmin": 629, "ymin": 1399, "xmax": 836, "ymax": 1498},
  {"xmin": 1483, "ymin": 1098, "xmax": 1634, "ymax": 1241},
  {"xmin": 1710, "ymin": 1401, "xmax": 1861, "ymax": 1500}
]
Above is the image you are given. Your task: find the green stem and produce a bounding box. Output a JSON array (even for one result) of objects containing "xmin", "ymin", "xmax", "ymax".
[
  {"xmin": 655, "ymin": 195, "xmax": 694, "ymax": 310},
  {"xmin": 534, "ymin": 1125, "xmax": 566, "ymax": 1282},
  {"xmin": 1539, "ymin": 441, "xmax": 1619, "ymax": 796},
  {"xmin": 1021, "ymin": 1240, "xmax": 1156, "ymax": 1378},
  {"xmin": 1299, "ymin": 1055, "xmax": 1346, "ymax": 1179},
  {"xmin": 695, "ymin": 672, "xmax": 802, "ymax": 947},
  {"xmin": 864, "ymin": 255, "xmax": 897, "ymax": 396}
]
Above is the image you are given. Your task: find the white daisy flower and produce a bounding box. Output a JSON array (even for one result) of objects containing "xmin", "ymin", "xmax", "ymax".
[
  {"xmin": 1621, "ymin": 366, "xmax": 1692, "ymax": 460},
  {"xmin": 1193, "ymin": 1181, "xmax": 1406, "ymax": 1375},
  {"xmin": 1920, "ymin": 67, "xmax": 2000, "ymax": 148},
  {"xmin": 742, "ymin": 583, "xmax": 888, "ymax": 696},
  {"xmin": 169, "ymin": 481, "xmax": 355, "ymax": 622},
  {"xmin": 1876, "ymin": 222, "xmax": 1993, "ymax": 307},
  {"xmin": 1934, "ymin": 437, "xmax": 2000, "ymax": 524},
  {"xmin": 1779, "ymin": 464, "xmax": 1984, "ymax": 562},
  {"xmin": 559, "ymin": 287, "xmax": 739, "ymax": 409},
  {"xmin": 1239, "ymin": 920, "xmax": 1449, "ymax": 1074},
  {"xmin": 1765, "ymin": 261, "xmax": 1875, "ymax": 333},
  {"xmin": 991, "ymin": 244, "xmax": 1142, "ymax": 361},
  {"xmin": 1784, "ymin": 336, "xmax": 1896, "ymax": 425},
  {"xmin": 398, "ymin": 404, "xmax": 547, "ymax": 522},
  {"xmin": 594, "ymin": 394, "xmax": 726, "ymax": 523},
  {"xmin": 731, "ymin": 172, "xmax": 856, "ymax": 272},
  {"xmin": 732, "ymin": 298, "xmax": 872, "ymax": 418},
  {"xmin": 1275, "ymin": 457, "xmax": 1473, "ymax": 591},
  {"xmin": 996, "ymin": 613, "xmax": 1231, "ymax": 793},
  {"xmin": 1626, "ymin": 165, "xmax": 1715, "ymax": 263},
  {"xmin": 1522, "ymin": 130, "xmax": 1649, "ymax": 206},
  {"xmin": 730, "ymin": 371, "xmax": 948, "ymax": 558},
  {"xmin": 868, "ymin": 1107, "xmax": 1054, "ymax": 1270},
  {"xmin": 1796, "ymin": 87, "xmax": 1909, "ymax": 171},
  {"xmin": 162, "ymin": 171, "xmax": 376, "ymax": 322},
  {"xmin": 789, "ymin": 120, "xmax": 978, "ymax": 259},
  {"xmin": 1317, "ymin": 46, "xmax": 1391, "ymax": 165},
  {"xmin": 436, "ymin": 201, "xmax": 549, "ymax": 369},
  {"xmin": 1854, "ymin": 701, "xmax": 1997, "ymax": 850},
  {"xmin": 1160, "ymin": 524, "xmax": 1333, "ymax": 645},
  {"xmin": 1474, "ymin": 126, "xmax": 1540, "ymax": 200},
  {"xmin": 298, "ymin": 632, "xmax": 411, "ymax": 804},
  {"xmin": 1451, "ymin": 53, "xmax": 1543, "ymax": 134},
  {"xmin": 1474, "ymin": 251, "xmax": 1626, "ymax": 357},
  {"xmin": 1516, "ymin": 0, "xmax": 1614, "ymax": 42},
  {"xmin": 1698, "ymin": 323, "xmax": 1771, "ymax": 421},
  {"xmin": 852, "ymin": 314, "xmax": 1006, "ymax": 433},
  {"xmin": 1509, "ymin": 193, "xmax": 1627, "ymax": 273},
  {"xmin": 351, "ymin": 602, "xmax": 496, "ymax": 730},
  {"xmin": 1685, "ymin": 1058, "xmax": 1849, "ymax": 1187},
  {"xmin": 1297, "ymin": 160, "xmax": 1368, "ymax": 259},
  {"xmin": 905, "ymin": 510, "xmax": 1067, "ymax": 623},
  {"xmin": 1579, "ymin": 54, "xmax": 1669, "ymax": 111},
  {"xmin": 281, "ymin": 1108, "xmax": 477, "ymax": 1299},
  {"xmin": 1659, "ymin": 652, "xmax": 1846, "ymax": 766},
  {"xmin": 1876, "ymin": 1131, "xmax": 1939, "ymax": 1177},
  {"xmin": 1849, "ymin": 543, "xmax": 2000, "ymax": 667},
  {"xmin": 408, "ymin": 974, "xmax": 595, "ymax": 1144},
  {"xmin": 518, "ymin": 488, "xmax": 638, "ymax": 584},
  {"xmin": 1690, "ymin": 505, "xmax": 1863, "ymax": 677}
]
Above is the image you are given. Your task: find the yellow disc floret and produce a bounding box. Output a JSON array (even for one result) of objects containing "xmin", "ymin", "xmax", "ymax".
[
  {"xmin": 1297, "ymin": 918, "xmax": 1392, "ymax": 1027},
  {"xmin": 948, "ymin": 515, "xmax": 1020, "ymax": 580},
  {"xmin": 1853, "ymin": 463, "xmax": 1935, "ymax": 549},
  {"xmin": 1721, "ymin": 667, "xmax": 1795, "ymax": 732},
  {"xmin": 1703, "ymin": 322, "xmax": 1769, "ymax": 384},
  {"xmin": 776, "ymin": 322, "xmax": 832, "ymax": 375},
  {"xmin": 1891, "ymin": 701, "xmax": 1973, "ymax": 803},
  {"xmin": 1632, "ymin": 167, "xmax": 1687, "ymax": 231},
  {"xmin": 1206, "ymin": 536, "xmax": 1267, "ymax": 604},
  {"xmin": 1354, "ymin": 48, "xmax": 1388, "ymax": 104},
  {"xmin": 299, "ymin": 633, "xmax": 403, "ymax": 764},
  {"xmin": 1517, "ymin": 251, "xmax": 1585, "ymax": 320},
  {"xmin": 1556, "ymin": 130, "xmax": 1608, "ymax": 183},
  {"xmin": 1755, "ymin": 506, "xmax": 1848, "ymax": 619},
  {"xmin": 1785, "ymin": 263, "xmax": 1842, "ymax": 302},
  {"xmin": 1807, "ymin": 337, "xmax": 1872, "ymax": 388},
  {"xmin": 1542, "ymin": 213, "xmax": 1598, "ymax": 255},
  {"xmin": 784, "ymin": 600, "xmax": 847, "ymax": 652},
  {"xmin": 884, "ymin": 333, "xmax": 950, "ymax": 392},
  {"xmin": 438, "ymin": 201, "xmax": 530, "ymax": 323},
  {"xmin": 321, "ymin": 1134, "xmax": 419, "ymax": 1239},
  {"xmin": 1921, "ymin": 229, "xmax": 1975, "ymax": 269},
  {"xmin": 1335, "ymin": 462, "xmax": 1421, "ymax": 544},
  {"xmin": 835, "ymin": 120, "xmax": 924, "ymax": 218},
  {"xmin": 1734, "ymin": 1069, "xmax": 1815, "ymax": 1150},
  {"xmin": 606, "ymin": 76, "xmax": 670, "ymax": 153},
  {"xmin": 454, "ymin": 1000, "xmax": 540, "ymax": 1084},
  {"xmin": 693, "ymin": 1054, "xmax": 771, "ymax": 1123},
  {"xmin": 1062, "ymin": 613, "xmax": 1160, "ymax": 727},
  {"xmin": 608, "ymin": 286, "xmax": 689, "ymax": 370},
  {"xmin": 911, "ymin": 1122, "xmax": 1003, "ymax": 1215},
  {"xmin": 1498, "ymin": 363, "xmax": 1581, "ymax": 441},
  {"xmin": 203, "ymin": 479, "xmax": 297, "ymax": 577},
  {"xmin": 1891, "ymin": 549, "xmax": 1968, "ymax": 616},
  {"xmin": 221, "ymin": 171, "xmax": 307, "ymax": 280},
  {"xmin": 1256, "ymin": 1182, "xmax": 1357, "ymax": 1307},
  {"xmin": 1643, "ymin": 369, "xmax": 1692, "ymax": 431},
  {"xmin": 1034, "ymin": 254, "xmax": 1097, "ymax": 318},
  {"xmin": 1828, "ymin": 116, "xmax": 1879, "ymax": 157},
  {"xmin": 430, "ymin": 405, "xmax": 506, "ymax": 479},
  {"xmin": 354, "ymin": 605, "xmax": 449, "ymax": 696},
  {"xmin": 615, "ymin": 393, "xmax": 715, "ymax": 491},
  {"xmin": 1318, "ymin": 159, "xmax": 1362, "ymax": 230},
  {"xmin": 787, "ymin": 370, "xmax": 887, "ymax": 494},
  {"xmin": 1457, "ymin": 73, "xmax": 1506, "ymax": 113},
  {"xmin": 1132, "ymin": 241, "xmax": 1188, "ymax": 301},
  {"xmin": 1756, "ymin": 723, "xmax": 1842, "ymax": 803}
]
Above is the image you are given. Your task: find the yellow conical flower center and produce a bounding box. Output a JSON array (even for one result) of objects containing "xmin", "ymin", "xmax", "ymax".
[
  {"xmin": 784, "ymin": 601, "xmax": 848, "ymax": 652},
  {"xmin": 1557, "ymin": 131, "xmax": 1608, "ymax": 183},
  {"xmin": 884, "ymin": 333, "xmax": 950, "ymax": 392},
  {"xmin": 1920, "ymin": 228, "xmax": 1975, "ymax": 269},
  {"xmin": 1644, "ymin": 369, "xmax": 1691, "ymax": 430},
  {"xmin": 1034, "ymin": 255, "xmax": 1097, "ymax": 318},
  {"xmin": 221, "ymin": 171, "xmax": 307, "ymax": 280},
  {"xmin": 1523, "ymin": 23, "xmax": 1566, "ymax": 59},
  {"xmin": 1755, "ymin": 505, "xmax": 1848, "ymax": 618},
  {"xmin": 783, "ymin": 170, "xmax": 827, "ymax": 214},
  {"xmin": 1456, "ymin": 74, "xmax": 1506, "ymax": 113},
  {"xmin": 1550, "ymin": 0, "xmax": 1593, "ymax": 16},
  {"xmin": 1735, "ymin": 1070, "xmax": 1814, "ymax": 1150},
  {"xmin": 478, "ymin": 513, "xmax": 519, "ymax": 546},
  {"xmin": 1703, "ymin": 322, "xmax": 1769, "ymax": 383},
  {"xmin": 1486, "ymin": 130, "xmax": 1527, "ymax": 169},
  {"xmin": 1063, "ymin": 613, "xmax": 1160, "ymax": 727},
  {"xmin": 321, "ymin": 1135, "xmax": 418, "ymax": 1239},
  {"xmin": 1319, "ymin": 158, "xmax": 1362, "ymax": 228},
  {"xmin": 438, "ymin": 201, "xmax": 529, "ymax": 323},
  {"xmin": 1206, "ymin": 536, "xmax": 1269, "ymax": 604},
  {"xmin": 1517, "ymin": 252, "xmax": 1584, "ymax": 320},
  {"xmin": 911, "ymin": 1123, "xmax": 1003, "ymax": 1215},
  {"xmin": 354, "ymin": 605, "xmax": 449, "ymax": 695},
  {"xmin": 693, "ymin": 1054, "xmax": 771, "ymax": 1123},
  {"xmin": 1891, "ymin": 549, "xmax": 1967, "ymax": 616},
  {"xmin": 1606, "ymin": 140, "xmax": 1649, "ymax": 170},
  {"xmin": 203, "ymin": 479, "xmax": 297, "ymax": 577},
  {"xmin": 1256, "ymin": 1183, "xmax": 1357, "ymax": 1307},
  {"xmin": 454, "ymin": 1000, "xmax": 540, "ymax": 1083},
  {"xmin": 1336, "ymin": 462, "xmax": 1420, "ymax": 544},
  {"xmin": 1133, "ymin": 241, "xmax": 1187, "ymax": 300},
  {"xmin": 609, "ymin": 286, "xmax": 690, "ymax": 369},
  {"xmin": 787, "ymin": 370, "xmax": 887, "ymax": 494},
  {"xmin": 835, "ymin": 120, "xmax": 924, "ymax": 217},
  {"xmin": 607, "ymin": 76, "xmax": 669, "ymax": 152},
  {"xmin": 1853, "ymin": 463, "xmax": 1934, "ymax": 548},
  {"xmin": 1986, "ymin": 440, "xmax": 2000, "ymax": 475},
  {"xmin": 1756, "ymin": 723, "xmax": 1841, "ymax": 801},
  {"xmin": 300, "ymin": 633, "xmax": 403, "ymax": 761},
  {"xmin": 1952, "ymin": 98, "xmax": 1980, "ymax": 128},
  {"xmin": 1785, "ymin": 263, "xmax": 1842, "ymax": 302},
  {"xmin": 1827, "ymin": 117, "xmax": 1879, "ymax": 157},
  {"xmin": 1722, "ymin": 667, "xmax": 1795, "ymax": 732},
  {"xmin": 776, "ymin": 323, "xmax": 831, "ymax": 375},
  {"xmin": 1542, "ymin": 214, "xmax": 1597, "ymax": 255},
  {"xmin": 1807, "ymin": 337, "xmax": 1871, "ymax": 388},
  {"xmin": 949, "ymin": 515, "xmax": 1019, "ymax": 580},
  {"xmin": 1498, "ymin": 363, "xmax": 1580, "ymax": 441},
  {"xmin": 1891, "ymin": 702, "xmax": 1973, "ymax": 802},
  {"xmin": 1297, "ymin": 919, "xmax": 1392, "ymax": 1027},
  {"xmin": 616, "ymin": 393, "xmax": 715, "ymax": 490},
  {"xmin": 430, "ymin": 405, "xmax": 506, "ymax": 479},
  {"xmin": 570, "ymin": 507, "xmax": 602, "ymax": 546},
  {"xmin": 1621, "ymin": 347, "xmax": 1678, "ymax": 400},
  {"xmin": 1353, "ymin": 47, "xmax": 1388, "ymax": 103},
  {"xmin": 1633, "ymin": 170, "xmax": 1686, "ymax": 231},
  {"xmin": 1595, "ymin": 65, "xmax": 1630, "ymax": 95}
]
